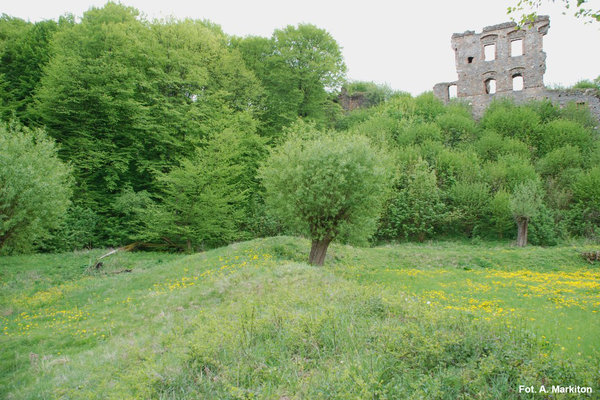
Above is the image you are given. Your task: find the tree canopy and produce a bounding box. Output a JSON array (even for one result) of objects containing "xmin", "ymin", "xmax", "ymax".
[
  {"xmin": 509, "ymin": 0, "xmax": 600, "ymax": 24},
  {"xmin": 0, "ymin": 3, "xmax": 598, "ymax": 254},
  {"xmin": 0, "ymin": 121, "xmax": 71, "ymax": 254},
  {"xmin": 260, "ymin": 129, "xmax": 392, "ymax": 265},
  {"xmin": 233, "ymin": 23, "xmax": 346, "ymax": 137}
]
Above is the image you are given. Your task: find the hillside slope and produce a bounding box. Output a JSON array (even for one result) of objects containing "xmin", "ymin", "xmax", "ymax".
[{"xmin": 1, "ymin": 237, "xmax": 598, "ymax": 399}]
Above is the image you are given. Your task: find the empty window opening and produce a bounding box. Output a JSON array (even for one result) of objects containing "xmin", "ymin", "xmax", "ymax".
[
  {"xmin": 576, "ymin": 101, "xmax": 587, "ymax": 108},
  {"xmin": 448, "ymin": 84, "xmax": 458, "ymax": 99},
  {"xmin": 484, "ymin": 44, "xmax": 496, "ymax": 61},
  {"xmin": 485, "ymin": 78, "xmax": 496, "ymax": 94},
  {"xmin": 511, "ymin": 39, "xmax": 523, "ymax": 57},
  {"xmin": 512, "ymin": 75, "xmax": 524, "ymax": 91},
  {"xmin": 467, "ymin": 56, "xmax": 474, "ymax": 64}
]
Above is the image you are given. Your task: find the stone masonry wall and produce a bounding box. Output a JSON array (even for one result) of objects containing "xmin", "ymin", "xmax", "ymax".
[{"xmin": 433, "ymin": 17, "xmax": 600, "ymax": 126}]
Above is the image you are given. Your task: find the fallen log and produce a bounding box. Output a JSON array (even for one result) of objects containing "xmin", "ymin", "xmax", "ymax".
[{"xmin": 581, "ymin": 251, "xmax": 600, "ymax": 263}]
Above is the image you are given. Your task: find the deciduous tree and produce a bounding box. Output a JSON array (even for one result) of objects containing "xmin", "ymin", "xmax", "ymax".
[
  {"xmin": 510, "ymin": 180, "xmax": 543, "ymax": 247},
  {"xmin": 0, "ymin": 121, "xmax": 71, "ymax": 254},
  {"xmin": 260, "ymin": 131, "xmax": 391, "ymax": 265}
]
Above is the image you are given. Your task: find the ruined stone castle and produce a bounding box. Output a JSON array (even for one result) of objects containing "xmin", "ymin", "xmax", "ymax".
[{"xmin": 434, "ymin": 16, "xmax": 600, "ymax": 124}]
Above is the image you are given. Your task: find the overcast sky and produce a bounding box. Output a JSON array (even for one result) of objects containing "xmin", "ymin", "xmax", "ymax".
[{"xmin": 3, "ymin": 0, "xmax": 599, "ymax": 95}]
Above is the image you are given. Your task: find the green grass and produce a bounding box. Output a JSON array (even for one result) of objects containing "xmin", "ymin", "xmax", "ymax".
[{"xmin": 0, "ymin": 237, "xmax": 598, "ymax": 399}]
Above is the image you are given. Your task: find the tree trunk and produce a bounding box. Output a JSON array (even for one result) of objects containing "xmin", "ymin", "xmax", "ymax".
[
  {"xmin": 516, "ymin": 219, "xmax": 528, "ymax": 247},
  {"xmin": 309, "ymin": 237, "xmax": 332, "ymax": 266}
]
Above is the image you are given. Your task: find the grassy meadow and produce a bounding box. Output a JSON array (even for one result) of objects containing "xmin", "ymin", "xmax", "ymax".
[{"xmin": 1, "ymin": 237, "xmax": 599, "ymax": 399}]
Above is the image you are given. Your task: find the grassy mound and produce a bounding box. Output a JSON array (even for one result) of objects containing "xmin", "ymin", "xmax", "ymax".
[{"xmin": 1, "ymin": 237, "xmax": 598, "ymax": 399}]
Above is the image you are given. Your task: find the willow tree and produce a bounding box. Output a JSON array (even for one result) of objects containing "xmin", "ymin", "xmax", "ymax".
[
  {"xmin": 260, "ymin": 130, "xmax": 391, "ymax": 265},
  {"xmin": 510, "ymin": 180, "xmax": 543, "ymax": 247}
]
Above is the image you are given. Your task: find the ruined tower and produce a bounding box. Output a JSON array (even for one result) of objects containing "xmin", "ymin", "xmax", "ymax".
[{"xmin": 434, "ymin": 17, "xmax": 600, "ymax": 123}]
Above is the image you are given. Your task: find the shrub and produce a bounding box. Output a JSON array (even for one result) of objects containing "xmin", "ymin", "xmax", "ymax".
[
  {"xmin": 145, "ymin": 130, "xmax": 259, "ymax": 251},
  {"xmin": 474, "ymin": 130, "xmax": 530, "ymax": 162},
  {"xmin": 572, "ymin": 79, "xmax": 600, "ymax": 91},
  {"xmin": 448, "ymin": 181, "xmax": 491, "ymax": 236},
  {"xmin": 536, "ymin": 145, "xmax": 583, "ymax": 178},
  {"xmin": 528, "ymin": 203, "xmax": 559, "ymax": 246},
  {"xmin": 378, "ymin": 159, "xmax": 445, "ymax": 242},
  {"xmin": 343, "ymin": 81, "xmax": 395, "ymax": 108},
  {"xmin": 559, "ymin": 102, "xmax": 598, "ymax": 128},
  {"xmin": 483, "ymin": 155, "xmax": 539, "ymax": 192},
  {"xmin": 37, "ymin": 205, "xmax": 99, "ymax": 252},
  {"xmin": 538, "ymin": 119, "xmax": 594, "ymax": 156},
  {"xmin": 430, "ymin": 148, "xmax": 481, "ymax": 189},
  {"xmin": 0, "ymin": 121, "xmax": 72, "ymax": 254},
  {"xmin": 524, "ymin": 99, "xmax": 560, "ymax": 123},
  {"xmin": 436, "ymin": 112, "xmax": 477, "ymax": 145},
  {"xmin": 487, "ymin": 190, "xmax": 514, "ymax": 239},
  {"xmin": 107, "ymin": 188, "xmax": 155, "ymax": 246},
  {"xmin": 481, "ymin": 100, "xmax": 541, "ymax": 145},
  {"xmin": 413, "ymin": 92, "xmax": 445, "ymax": 122},
  {"xmin": 568, "ymin": 167, "xmax": 600, "ymax": 237},
  {"xmin": 335, "ymin": 107, "xmax": 376, "ymax": 131},
  {"xmin": 350, "ymin": 114, "xmax": 400, "ymax": 148},
  {"xmin": 401, "ymin": 121, "xmax": 443, "ymax": 145}
]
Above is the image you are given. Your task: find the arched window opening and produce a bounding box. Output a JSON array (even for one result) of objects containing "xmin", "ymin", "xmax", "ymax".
[
  {"xmin": 448, "ymin": 84, "xmax": 458, "ymax": 99},
  {"xmin": 485, "ymin": 78, "xmax": 496, "ymax": 94},
  {"xmin": 512, "ymin": 75, "xmax": 524, "ymax": 91}
]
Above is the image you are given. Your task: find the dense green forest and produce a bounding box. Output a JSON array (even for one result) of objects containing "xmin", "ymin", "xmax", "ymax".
[{"xmin": 1, "ymin": 2, "xmax": 599, "ymax": 255}]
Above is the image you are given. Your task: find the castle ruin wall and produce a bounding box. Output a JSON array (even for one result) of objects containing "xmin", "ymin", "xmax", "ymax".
[{"xmin": 434, "ymin": 17, "xmax": 600, "ymax": 125}]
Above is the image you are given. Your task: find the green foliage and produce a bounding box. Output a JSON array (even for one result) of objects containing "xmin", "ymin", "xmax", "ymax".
[
  {"xmin": 528, "ymin": 204, "xmax": 559, "ymax": 246},
  {"xmin": 32, "ymin": 3, "xmax": 261, "ymax": 242},
  {"xmin": 568, "ymin": 167, "xmax": 600, "ymax": 237},
  {"xmin": 538, "ymin": 119, "xmax": 594, "ymax": 156},
  {"xmin": 343, "ymin": 80, "xmax": 395, "ymax": 108},
  {"xmin": 536, "ymin": 145, "xmax": 583, "ymax": 178},
  {"xmin": 436, "ymin": 112, "xmax": 477, "ymax": 145},
  {"xmin": 2, "ymin": 2, "xmax": 599, "ymax": 250},
  {"xmin": 481, "ymin": 100, "xmax": 541, "ymax": 145},
  {"xmin": 0, "ymin": 121, "xmax": 71, "ymax": 254},
  {"xmin": 487, "ymin": 190, "xmax": 514, "ymax": 239},
  {"xmin": 483, "ymin": 155, "xmax": 538, "ymax": 192},
  {"xmin": 37, "ymin": 205, "xmax": 100, "ymax": 252},
  {"xmin": 260, "ymin": 131, "xmax": 392, "ymax": 245},
  {"xmin": 378, "ymin": 159, "xmax": 445, "ymax": 242},
  {"xmin": 234, "ymin": 23, "xmax": 346, "ymax": 136},
  {"xmin": 509, "ymin": 0, "xmax": 600, "ymax": 24},
  {"xmin": 334, "ymin": 107, "xmax": 377, "ymax": 131},
  {"xmin": 349, "ymin": 113, "xmax": 401, "ymax": 148},
  {"xmin": 146, "ymin": 130, "xmax": 264, "ymax": 251},
  {"xmin": 402, "ymin": 121, "xmax": 444, "ymax": 145},
  {"xmin": 523, "ymin": 99, "xmax": 560, "ymax": 123},
  {"xmin": 0, "ymin": 16, "xmax": 72, "ymax": 121},
  {"xmin": 510, "ymin": 180, "xmax": 543, "ymax": 223},
  {"xmin": 448, "ymin": 181, "xmax": 491, "ymax": 236},
  {"xmin": 427, "ymin": 147, "xmax": 481, "ymax": 189},
  {"xmin": 572, "ymin": 79, "xmax": 600, "ymax": 91},
  {"xmin": 108, "ymin": 188, "xmax": 155, "ymax": 246},
  {"xmin": 559, "ymin": 101, "xmax": 598, "ymax": 128},
  {"xmin": 474, "ymin": 130, "xmax": 530, "ymax": 162},
  {"xmin": 413, "ymin": 92, "xmax": 446, "ymax": 122}
]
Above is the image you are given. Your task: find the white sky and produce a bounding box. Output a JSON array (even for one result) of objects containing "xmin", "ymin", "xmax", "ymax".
[{"xmin": 3, "ymin": 0, "xmax": 599, "ymax": 95}]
